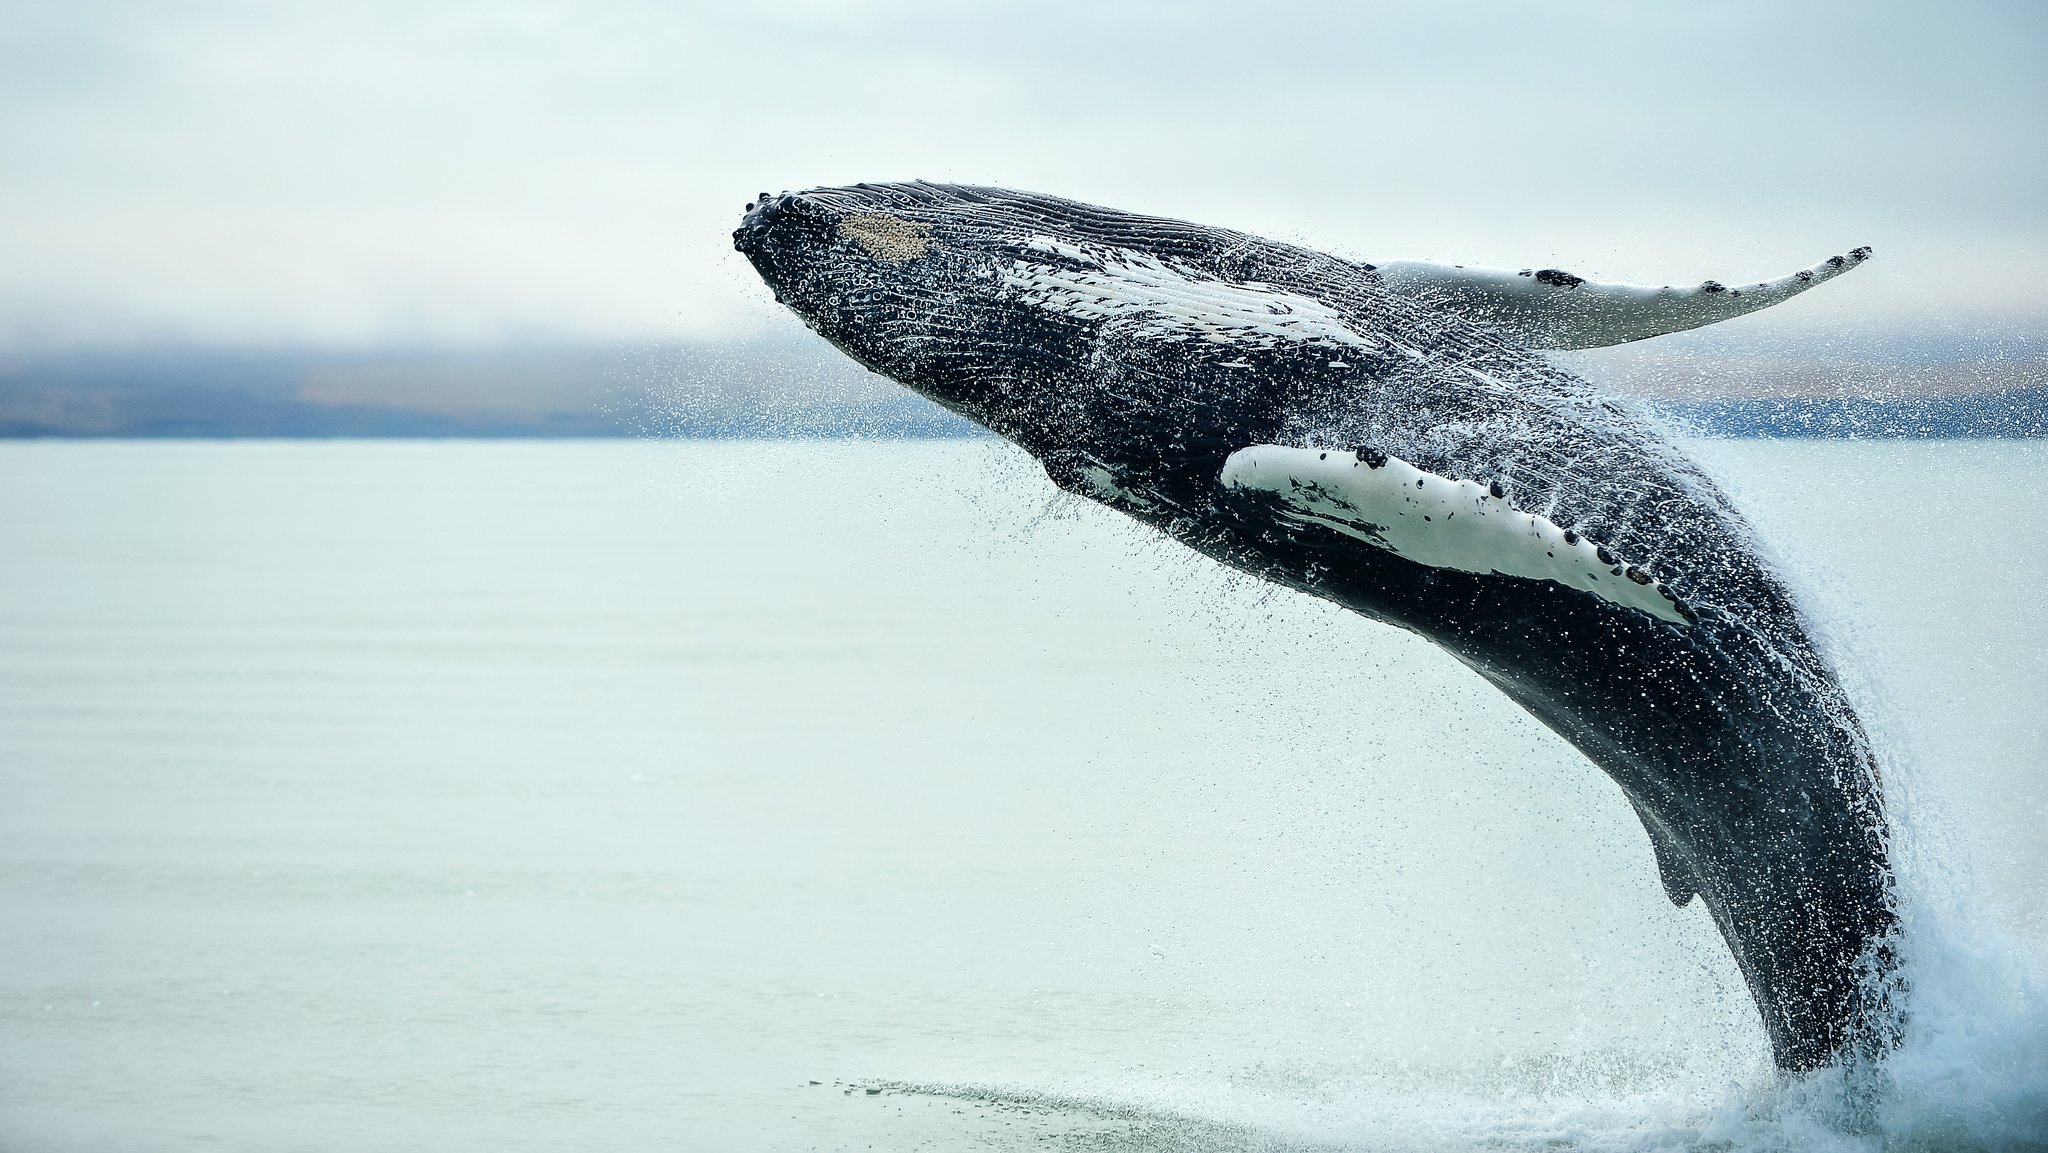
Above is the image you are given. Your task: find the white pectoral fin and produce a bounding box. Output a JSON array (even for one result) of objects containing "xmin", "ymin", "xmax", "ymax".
[
  {"xmin": 1220, "ymin": 444, "xmax": 1692, "ymax": 625},
  {"xmin": 1373, "ymin": 247, "xmax": 1871, "ymax": 350}
]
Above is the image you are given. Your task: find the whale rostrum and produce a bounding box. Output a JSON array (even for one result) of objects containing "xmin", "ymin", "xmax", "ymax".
[{"xmin": 734, "ymin": 182, "xmax": 1898, "ymax": 1071}]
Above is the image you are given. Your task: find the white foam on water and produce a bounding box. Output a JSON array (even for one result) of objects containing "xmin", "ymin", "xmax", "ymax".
[{"xmin": 1678, "ymin": 437, "xmax": 2048, "ymax": 1152}]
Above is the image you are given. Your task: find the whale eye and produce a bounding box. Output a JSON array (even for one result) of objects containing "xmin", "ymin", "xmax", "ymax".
[{"xmin": 838, "ymin": 213, "xmax": 933, "ymax": 264}]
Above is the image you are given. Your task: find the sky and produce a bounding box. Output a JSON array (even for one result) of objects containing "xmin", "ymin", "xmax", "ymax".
[{"xmin": 1, "ymin": 0, "xmax": 2043, "ymax": 350}]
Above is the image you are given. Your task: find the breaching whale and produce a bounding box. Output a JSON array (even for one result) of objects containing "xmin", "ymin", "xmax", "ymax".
[{"xmin": 732, "ymin": 182, "xmax": 1896, "ymax": 1071}]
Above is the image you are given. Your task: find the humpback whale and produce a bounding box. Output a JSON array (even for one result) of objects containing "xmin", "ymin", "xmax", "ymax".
[{"xmin": 733, "ymin": 182, "xmax": 1897, "ymax": 1071}]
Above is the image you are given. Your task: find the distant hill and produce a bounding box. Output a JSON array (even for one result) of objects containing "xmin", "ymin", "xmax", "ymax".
[
  {"xmin": 0, "ymin": 343, "xmax": 2041, "ymax": 439},
  {"xmin": 0, "ymin": 343, "xmax": 976, "ymax": 439},
  {"xmin": 1665, "ymin": 384, "xmax": 2048, "ymax": 439}
]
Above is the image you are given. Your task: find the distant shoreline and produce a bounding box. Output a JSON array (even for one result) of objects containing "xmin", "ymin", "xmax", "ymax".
[{"xmin": 3, "ymin": 344, "xmax": 2042, "ymax": 440}]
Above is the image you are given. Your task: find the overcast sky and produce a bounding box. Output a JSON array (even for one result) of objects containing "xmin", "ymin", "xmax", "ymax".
[{"xmin": 2, "ymin": 0, "xmax": 2042, "ymax": 349}]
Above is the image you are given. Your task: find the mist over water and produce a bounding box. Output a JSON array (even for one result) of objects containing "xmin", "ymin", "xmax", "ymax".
[{"xmin": 0, "ymin": 439, "xmax": 2040, "ymax": 1151}]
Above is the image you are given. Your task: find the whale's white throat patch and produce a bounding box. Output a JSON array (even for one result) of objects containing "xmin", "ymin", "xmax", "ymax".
[
  {"xmin": 1221, "ymin": 444, "xmax": 1691, "ymax": 624},
  {"xmin": 1002, "ymin": 236, "xmax": 1377, "ymax": 351}
]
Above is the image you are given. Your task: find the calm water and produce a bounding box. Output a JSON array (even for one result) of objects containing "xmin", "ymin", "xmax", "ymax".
[{"xmin": 0, "ymin": 439, "xmax": 2042, "ymax": 1151}]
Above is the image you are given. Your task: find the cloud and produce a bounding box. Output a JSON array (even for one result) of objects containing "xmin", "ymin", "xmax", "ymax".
[{"xmin": 0, "ymin": 0, "xmax": 2042, "ymax": 347}]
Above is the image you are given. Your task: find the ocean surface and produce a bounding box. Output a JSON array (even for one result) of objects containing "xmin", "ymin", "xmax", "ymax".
[{"xmin": 1, "ymin": 439, "xmax": 2042, "ymax": 1152}]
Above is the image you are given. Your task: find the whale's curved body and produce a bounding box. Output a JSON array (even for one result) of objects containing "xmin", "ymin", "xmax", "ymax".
[{"xmin": 733, "ymin": 182, "xmax": 1895, "ymax": 1070}]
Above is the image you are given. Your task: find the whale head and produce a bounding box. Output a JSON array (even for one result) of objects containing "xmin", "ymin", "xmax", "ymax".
[
  {"xmin": 732, "ymin": 182, "xmax": 1330, "ymax": 454},
  {"xmin": 734, "ymin": 182, "xmax": 1085, "ymax": 440}
]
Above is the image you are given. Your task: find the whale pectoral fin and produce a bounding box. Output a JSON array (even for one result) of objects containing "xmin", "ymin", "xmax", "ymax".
[
  {"xmin": 1219, "ymin": 444, "xmax": 1694, "ymax": 625},
  {"xmin": 1627, "ymin": 798, "xmax": 1700, "ymax": 907},
  {"xmin": 1372, "ymin": 248, "xmax": 1871, "ymax": 350}
]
